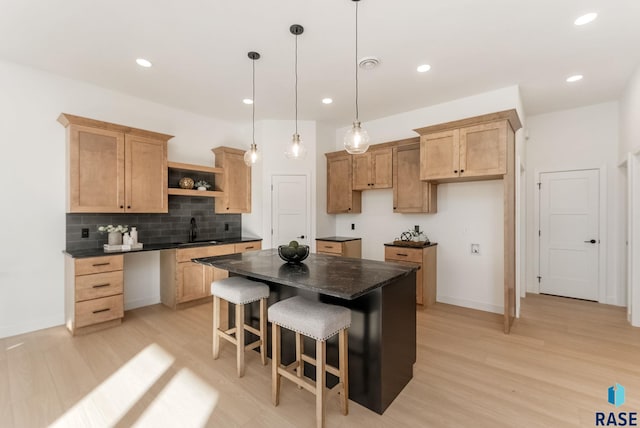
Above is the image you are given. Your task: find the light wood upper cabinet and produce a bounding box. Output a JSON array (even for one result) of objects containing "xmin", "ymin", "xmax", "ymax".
[
  {"xmin": 326, "ymin": 151, "xmax": 361, "ymax": 214},
  {"xmin": 59, "ymin": 113, "xmax": 171, "ymax": 213},
  {"xmin": 416, "ymin": 110, "xmax": 519, "ymax": 183},
  {"xmin": 212, "ymin": 146, "xmax": 251, "ymax": 213},
  {"xmin": 393, "ymin": 143, "xmax": 437, "ymax": 213},
  {"xmin": 353, "ymin": 147, "xmax": 393, "ymax": 190}
]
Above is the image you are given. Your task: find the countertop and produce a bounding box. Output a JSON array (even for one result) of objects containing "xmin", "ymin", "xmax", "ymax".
[
  {"xmin": 315, "ymin": 236, "xmax": 362, "ymax": 242},
  {"xmin": 63, "ymin": 236, "xmax": 262, "ymax": 258},
  {"xmin": 194, "ymin": 248, "xmax": 417, "ymax": 300},
  {"xmin": 384, "ymin": 241, "xmax": 438, "ymax": 248}
]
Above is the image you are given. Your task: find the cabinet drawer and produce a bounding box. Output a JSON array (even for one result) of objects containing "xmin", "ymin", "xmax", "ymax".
[
  {"xmin": 235, "ymin": 241, "xmax": 261, "ymax": 253},
  {"xmin": 177, "ymin": 244, "xmax": 235, "ymax": 263},
  {"xmin": 384, "ymin": 247, "xmax": 423, "ymax": 263},
  {"xmin": 75, "ymin": 255, "xmax": 123, "ymax": 276},
  {"xmin": 75, "ymin": 294, "xmax": 124, "ymax": 328},
  {"xmin": 316, "ymin": 241, "xmax": 342, "ymax": 254},
  {"xmin": 75, "ymin": 270, "xmax": 123, "ymax": 302}
]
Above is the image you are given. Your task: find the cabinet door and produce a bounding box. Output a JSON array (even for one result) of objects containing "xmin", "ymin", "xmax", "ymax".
[
  {"xmin": 177, "ymin": 261, "xmax": 208, "ymax": 303},
  {"xmin": 125, "ymin": 134, "xmax": 168, "ymax": 213},
  {"xmin": 326, "ymin": 154, "xmax": 361, "ymax": 213},
  {"xmin": 393, "ymin": 144, "xmax": 437, "ymax": 213},
  {"xmin": 214, "ymin": 147, "xmax": 251, "ymax": 213},
  {"xmin": 459, "ymin": 121, "xmax": 507, "ymax": 178},
  {"xmin": 352, "ymin": 153, "xmax": 371, "ymax": 190},
  {"xmin": 420, "ymin": 129, "xmax": 460, "ymax": 181},
  {"xmin": 371, "ymin": 148, "xmax": 392, "ymax": 188},
  {"xmin": 68, "ymin": 125, "xmax": 125, "ymax": 212}
]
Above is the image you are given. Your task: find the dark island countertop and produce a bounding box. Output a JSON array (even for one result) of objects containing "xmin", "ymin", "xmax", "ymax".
[
  {"xmin": 194, "ymin": 248, "xmax": 416, "ymax": 300},
  {"xmin": 316, "ymin": 236, "xmax": 362, "ymax": 242},
  {"xmin": 64, "ymin": 236, "xmax": 262, "ymax": 258}
]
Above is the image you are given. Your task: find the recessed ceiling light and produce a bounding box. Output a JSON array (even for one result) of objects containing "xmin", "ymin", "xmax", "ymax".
[
  {"xmin": 417, "ymin": 64, "xmax": 431, "ymax": 73},
  {"xmin": 358, "ymin": 56, "xmax": 380, "ymax": 70},
  {"xmin": 242, "ymin": 98, "xmax": 253, "ymax": 105},
  {"xmin": 574, "ymin": 12, "xmax": 598, "ymax": 26},
  {"xmin": 135, "ymin": 58, "xmax": 152, "ymax": 68},
  {"xmin": 566, "ymin": 74, "xmax": 583, "ymax": 83},
  {"xmin": 322, "ymin": 98, "xmax": 333, "ymax": 105}
]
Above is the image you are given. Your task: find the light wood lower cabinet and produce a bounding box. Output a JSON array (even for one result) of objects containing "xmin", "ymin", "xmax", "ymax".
[
  {"xmin": 316, "ymin": 239, "xmax": 362, "ymax": 258},
  {"xmin": 384, "ymin": 245, "xmax": 437, "ymax": 307},
  {"xmin": 160, "ymin": 241, "xmax": 262, "ymax": 308},
  {"xmin": 65, "ymin": 254, "xmax": 124, "ymax": 335}
]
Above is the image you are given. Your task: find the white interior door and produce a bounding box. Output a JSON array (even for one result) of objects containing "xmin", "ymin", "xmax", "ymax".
[
  {"xmin": 271, "ymin": 175, "xmax": 309, "ymax": 247},
  {"xmin": 539, "ymin": 169, "xmax": 600, "ymax": 300}
]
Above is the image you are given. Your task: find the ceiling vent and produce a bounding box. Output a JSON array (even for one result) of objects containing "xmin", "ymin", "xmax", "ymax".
[{"xmin": 358, "ymin": 56, "xmax": 380, "ymax": 70}]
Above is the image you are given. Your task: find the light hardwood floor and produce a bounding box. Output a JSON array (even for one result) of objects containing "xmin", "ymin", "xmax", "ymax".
[{"xmin": 1, "ymin": 294, "xmax": 639, "ymax": 427}]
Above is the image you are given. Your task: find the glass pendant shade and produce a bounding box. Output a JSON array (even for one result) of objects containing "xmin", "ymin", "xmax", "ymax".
[
  {"xmin": 285, "ymin": 133, "xmax": 307, "ymax": 159},
  {"xmin": 344, "ymin": 121, "xmax": 370, "ymax": 154},
  {"xmin": 244, "ymin": 143, "xmax": 259, "ymax": 166}
]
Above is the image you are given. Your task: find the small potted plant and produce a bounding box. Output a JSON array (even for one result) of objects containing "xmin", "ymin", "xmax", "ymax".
[
  {"xmin": 194, "ymin": 180, "xmax": 211, "ymax": 191},
  {"xmin": 98, "ymin": 224, "xmax": 129, "ymax": 245}
]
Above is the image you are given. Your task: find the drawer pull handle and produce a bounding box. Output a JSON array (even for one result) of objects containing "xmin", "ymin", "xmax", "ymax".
[
  {"xmin": 396, "ymin": 253, "xmax": 409, "ymax": 257},
  {"xmin": 245, "ymin": 246, "xmax": 254, "ymax": 249},
  {"xmin": 324, "ymin": 246, "xmax": 334, "ymax": 249},
  {"xmin": 92, "ymin": 283, "xmax": 111, "ymax": 288},
  {"xmin": 93, "ymin": 308, "xmax": 111, "ymax": 314},
  {"xmin": 92, "ymin": 262, "xmax": 110, "ymax": 267}
]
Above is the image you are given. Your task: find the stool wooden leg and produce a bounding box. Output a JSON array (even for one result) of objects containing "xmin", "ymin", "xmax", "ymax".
[
  {"xmin": 339, "ymin": 328, "xmax": 349, "ymax": 415},
  {"xmin": 272, "ymin": 323, "xmax": 281, "ymax": 406},
  {"xmin": 316, "ymin": 339, "xmax": 326, "ymax": 428},
  {"xmin": 212, "ymin": 296, "xmax": 221, "ymax": 359},
  {"xmin": 236, "ymin": 303, "xmax": 245, "ymax": 377},
  {"xmin": 295, "ymin": 332, "xmax": 304, "ymax": 389},
  {"xmin": 260, "ymin": 298, "xmax": 267, "ymax": 365}
]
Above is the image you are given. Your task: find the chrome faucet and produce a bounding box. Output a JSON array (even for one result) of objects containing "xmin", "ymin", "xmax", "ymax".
[{"xmin": 189, "ymin": 217, "xmax": 198, "ymax": 242}]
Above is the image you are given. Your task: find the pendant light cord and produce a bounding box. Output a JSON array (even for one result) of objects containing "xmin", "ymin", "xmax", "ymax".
[
  {"xmin": 252, "ymin": 58, "xmax": 256, "ymax": 146},
  {"xmin": 295, "ymin": 32, "xmax": 299, "ymax": 135},
  {"xmin": 355, "ymin": 0, "xmax": 359, "ymax": 122}
]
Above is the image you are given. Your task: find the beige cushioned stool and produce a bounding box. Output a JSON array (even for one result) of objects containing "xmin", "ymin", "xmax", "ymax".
[
  {"xmin": 268, "ymin": 296, "xmax": 351, "ymax": 428},
  {"xmin": 211, "ymin": 276, "xmax": 270, "ymax": 377}
]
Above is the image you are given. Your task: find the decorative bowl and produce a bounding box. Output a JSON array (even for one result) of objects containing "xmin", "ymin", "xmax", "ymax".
[
  {"xmin": 179, "ymin": 177, "xmax": 194, "ymax": 189},
  {"xmin": 278, "ymin": 244, "xmax": 309, "ymax": 264}
]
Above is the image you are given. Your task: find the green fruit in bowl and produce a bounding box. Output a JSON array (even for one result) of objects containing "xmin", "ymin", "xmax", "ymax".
[
  {"xmin": 289, "ymin": 240, "xmax": 299, "ymax": 248},
  {"xmin": 296, "ymin": 246, "xmax": 308, "ymax": 257},
  {"xmin": 281, "ymin": 246, "xmax": 296, "ymax": 258}
]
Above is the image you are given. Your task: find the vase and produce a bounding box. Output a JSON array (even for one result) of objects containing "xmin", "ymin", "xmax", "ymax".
[{"xmin": 108, "ymin": 231, "xmax": 122, "ymax": 246}]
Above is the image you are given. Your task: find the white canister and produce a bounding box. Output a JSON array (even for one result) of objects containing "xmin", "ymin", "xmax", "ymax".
[{"xmin": 130, "ymin": 227, "xmax": 138, "ymax": 244}]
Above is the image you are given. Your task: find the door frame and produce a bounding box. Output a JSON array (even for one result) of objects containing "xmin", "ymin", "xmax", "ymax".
[
  {"xmin": 533, "ymin": 166, "xmax": 607, "ymax": 303},
  {"xmin": 630, "ymin": 152, "xmax": 640, "ymax": 326},
  {"xmin": 270, "ymin": 173, "xmax": 313, "ymax": 250}
]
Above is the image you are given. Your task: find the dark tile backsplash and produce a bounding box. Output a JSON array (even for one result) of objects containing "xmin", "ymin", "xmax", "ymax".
[{"xmin": 66, "ymin": 196, "xmax": 241, "ymax": 251}]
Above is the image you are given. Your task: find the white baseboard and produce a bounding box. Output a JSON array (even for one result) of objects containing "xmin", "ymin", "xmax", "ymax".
[
  {"xmin": 437, "ymin": 295, "xmax": 503, "ymax": 315},
  {"xmin": 124, "ymin": 296, "xmax": 160, "ymax": 311}
]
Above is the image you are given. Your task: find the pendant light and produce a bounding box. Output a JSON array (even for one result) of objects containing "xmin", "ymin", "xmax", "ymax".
[
  {"xmin": 344, "ymin": 0, "xmax": 370, "ymax": 154},
  {"xmin": 244, "ymin": 51, "xmax": 261, "ymax": 166},
  {"xmin": 285, "ymin": 24, "xmax": 307, "ymax": 160}
]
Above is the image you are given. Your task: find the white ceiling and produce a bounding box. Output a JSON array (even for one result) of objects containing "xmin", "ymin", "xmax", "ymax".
[{"xmin": 1, "ymin": 0, "xmax": 639, "ymax": 127}]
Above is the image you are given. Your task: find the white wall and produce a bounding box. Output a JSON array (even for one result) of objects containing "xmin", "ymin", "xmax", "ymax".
[
  {"xmin": 331, "ymin": 86, "xmax": 524, "ymax": 314},
  {"xmin": 0, "ymin": 60, "xmax": 248, "ymax": 338},
  {"xmin": 525, "ymin": 102, "xmax": 622, "ymax": 305},
  {"xmin": 242, "ymin": 120, "xmax": 317, "ymax": 250},
  {"xmin": 619, "ymin": 65, "xmax": 640, "ymax": 159}
]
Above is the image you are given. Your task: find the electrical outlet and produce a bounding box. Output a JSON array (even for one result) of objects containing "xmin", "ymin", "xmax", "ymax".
[
  {"xmin": 224, "ymin": 223, "xmax": 229, "ymax": 231},
  {"xmin": 351, "ymin": 223, "xmax": 355, "ymax": 230},
  {"xmin": 81, "ymin": 228, "xmax": 89, "ymax": 238},
  {"xmin": 471, "ymin": 243, "xmax": 480, "ymax": 254}
]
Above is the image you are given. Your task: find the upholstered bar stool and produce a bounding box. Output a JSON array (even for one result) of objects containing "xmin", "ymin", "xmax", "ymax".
[
  {"xmin": 211, "ymin": 276, "xmax": 270, "ymax": 377},
  {"xmin": 268, "ymin": 295, "xmax": 351, "ymax": 428}
]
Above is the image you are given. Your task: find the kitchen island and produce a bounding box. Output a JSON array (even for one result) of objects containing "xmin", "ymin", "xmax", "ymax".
[{"xmin": 194, "ymin": 248, "xmax": 417, "ymax": 414}]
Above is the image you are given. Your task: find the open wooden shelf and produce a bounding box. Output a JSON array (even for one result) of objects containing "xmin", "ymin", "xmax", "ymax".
[
  {"xmin": 167, "ymin": 188, "xmax": 224, "ymax": 198},
  {"xmin": 167, "ymin": 161, "xmax": 224, "ymax": 175}
]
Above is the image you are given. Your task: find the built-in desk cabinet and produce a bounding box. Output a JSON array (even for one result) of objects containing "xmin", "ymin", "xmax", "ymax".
[
  {"xmin": 160, "ymin": 241, "xmax": 262, "ymax": 309},
  {"xmin": 384, "ymin": 244, "xmax": 437, "ymax": 307},
  {"xmin": 316, "ymin": 239, "xmax": 362, "ymax": 258},
  {"xmin": 58, "ymin": 113, "xmax": 172, "ymax": 213},
  {"xmin": 64, "ymin": 254, "xmax": 125, "ymax": 335}
]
